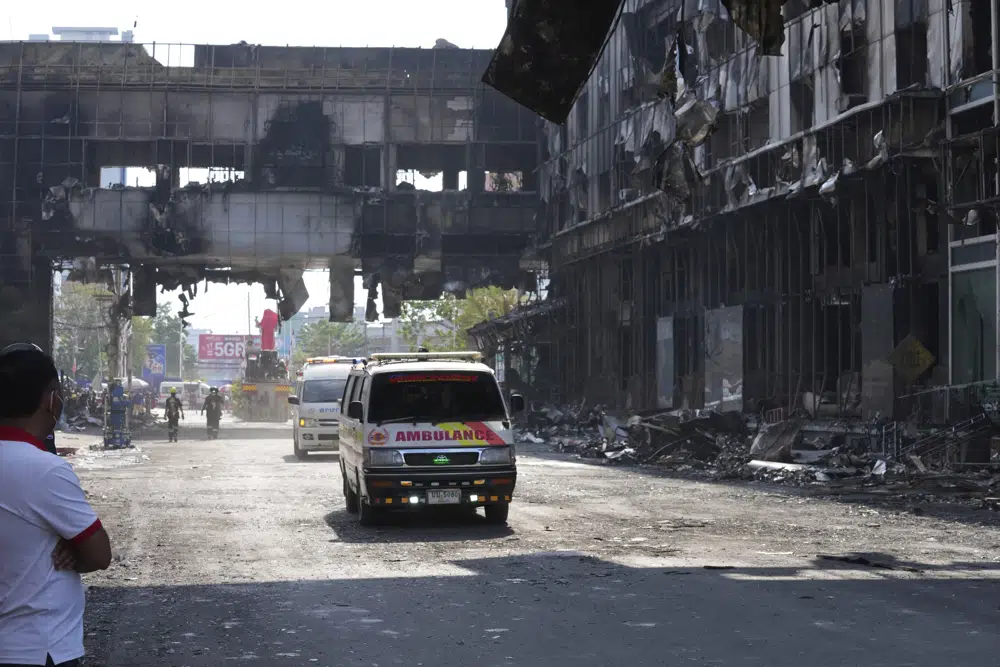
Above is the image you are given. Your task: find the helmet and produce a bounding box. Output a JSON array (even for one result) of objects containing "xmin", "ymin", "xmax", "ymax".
[
  {"xmin": 170, "ymin": 388, "xmax": 177, "ymax": 395},
  {"xmin": 211, "ymin": 387, "xmax": 219, "ymax": 393}
]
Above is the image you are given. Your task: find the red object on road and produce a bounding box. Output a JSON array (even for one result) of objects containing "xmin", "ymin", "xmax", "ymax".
[{"xmin": 259, "ymin": 309, "xmax": 279, "ymax": 351}]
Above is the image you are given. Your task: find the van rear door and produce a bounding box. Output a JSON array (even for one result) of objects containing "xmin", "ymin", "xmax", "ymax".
[{"xmin": 362, "ymin": 370, "xmax": 512, "ymax": 448}]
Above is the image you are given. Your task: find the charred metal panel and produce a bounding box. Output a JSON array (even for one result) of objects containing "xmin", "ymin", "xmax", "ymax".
[
  {"xmin": 277, "ymin": 269, "xmax": 309, "ymax": 321},
  {"xmin": 704, "ymin": 305, "xmax": 743, "ymax": 412},
  {"xmin": 482, "ymin": 0, "xmax": 625, "ymax": 123},
  {"xmin": 132, "ymin": 266, "xmax": 157, "ymax": 316},
  {"xmin": 168, "ymin": 92, "xmax": 253, "ymax": 143},
  {"xmin": 388, "ymin": 95, "xmax": 474, "ymax": 143},
  {"xmin": 66, "ymin": 189, "xmax": 356, "ymax": 267},
  {"xmin": 656, "ymin": 316, "xmax": 675, "ymax": 409},
  {"xmin": 861, "ymin": 283, "xmax": 895, "ymax": 419}
]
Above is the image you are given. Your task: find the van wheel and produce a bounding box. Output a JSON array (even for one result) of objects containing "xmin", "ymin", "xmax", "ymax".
[
  {"xmin": 344, "ymin": 472, "xmax": 359, "ymax": 514},
  {"xmin": 484, "ymin": 503, "xmax": 509, "ymax": 525},
  {"xmin": 358, "ymin": 496, "xmax": 382, "ymax": 526},
  {"xmin": 293, "ymin": 438, "xmax": 307, "ymax": 460}
]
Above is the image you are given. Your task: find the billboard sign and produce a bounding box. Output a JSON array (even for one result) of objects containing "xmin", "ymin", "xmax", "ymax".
[
  {"xmin": 198, "ymin": 334, "xmax": 247, "ymax": 362},
  {"xmin": 142, "ymin": 344, "xmax": 167, "ymax": 386}
]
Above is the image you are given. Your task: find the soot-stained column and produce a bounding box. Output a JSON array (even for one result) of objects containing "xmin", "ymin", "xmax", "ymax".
[{"xmin": 329, "ymin": 261, "xmax": 355, "ymax": 323}]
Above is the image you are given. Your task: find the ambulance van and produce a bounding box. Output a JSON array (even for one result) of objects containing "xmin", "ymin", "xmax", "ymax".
[
  {"xmin": 338, "ymin": 351, "xmax": 524, "ymax": 526},
  {"xmin": 287, "ymin": 356, "xmax": 354, "ymax": 459}
]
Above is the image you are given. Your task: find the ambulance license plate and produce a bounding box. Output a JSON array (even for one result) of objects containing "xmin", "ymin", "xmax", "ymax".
[{"xmin": 427, "ymin": 490, "xmax": 461, "ymax": 505}]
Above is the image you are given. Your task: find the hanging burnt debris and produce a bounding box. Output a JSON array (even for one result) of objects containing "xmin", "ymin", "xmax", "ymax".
[
  {"xmin": 482, "ymin": 0, "xmax": 625, "ymax": 123},
  {"xmin": 483, "ymin": 0, "xmax": 810, "ymax": 123}
]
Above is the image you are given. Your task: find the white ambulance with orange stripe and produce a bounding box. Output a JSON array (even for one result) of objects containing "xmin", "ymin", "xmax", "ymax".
[{"xmin": 338, "ymin": 351, "xmax": 524, "ymax": 526}]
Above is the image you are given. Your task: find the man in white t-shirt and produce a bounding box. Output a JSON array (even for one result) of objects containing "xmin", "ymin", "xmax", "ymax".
[{"xmin": 0, "ymin": 344, "xmax": 112, "ymax": 667}]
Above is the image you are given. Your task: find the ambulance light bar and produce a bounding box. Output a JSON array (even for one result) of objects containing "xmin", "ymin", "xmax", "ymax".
[
  {"xmin": 369, "ymin": 351, "xmax": 482, "ymax": 363},
  {"xmin": 303, "ymin": 356, "xmax": 358, "ymax": 365}
]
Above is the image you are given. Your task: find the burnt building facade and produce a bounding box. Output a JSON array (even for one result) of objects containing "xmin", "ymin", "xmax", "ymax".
[
  {"xmin": 473, "ymin": 0, "xmax": 993, "ymax": 423},
  {"xmin": 0, "ymin": 40, "xmax": 540, "ymax": 351}
]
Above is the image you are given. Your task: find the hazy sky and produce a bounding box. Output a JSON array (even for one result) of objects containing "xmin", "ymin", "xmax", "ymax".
[{"xmin": 10, "ymin": 1, "xmax": 509, "ymax": 333}]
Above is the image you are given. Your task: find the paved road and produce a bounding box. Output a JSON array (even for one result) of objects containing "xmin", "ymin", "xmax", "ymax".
[{"xmin": 70, "ymin": 420, "xmax": 1000, "ymax": 666}]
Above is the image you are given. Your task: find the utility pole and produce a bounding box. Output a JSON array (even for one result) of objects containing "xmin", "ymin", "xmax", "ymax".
[{"xmin": 178, "ymin": 329, "xmax": 184, "ymax": 379}]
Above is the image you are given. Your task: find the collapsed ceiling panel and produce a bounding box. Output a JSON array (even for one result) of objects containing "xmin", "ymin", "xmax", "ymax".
[{"xmin": 482, "ymin": 0, "xmax": 625, "ymax": 123}]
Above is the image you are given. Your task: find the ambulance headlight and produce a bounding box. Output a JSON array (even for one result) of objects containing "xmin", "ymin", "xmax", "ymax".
[
  {"xmin": 368, "ymin": 449, "xmax": 404, "ymax": 467},
  {"xmin": 300, "ymin": 418, "xmax": 319, "ymax": 428},
  {"xmin": 479, "ymin": 446, "xmax": 513, "ymax": 465}
]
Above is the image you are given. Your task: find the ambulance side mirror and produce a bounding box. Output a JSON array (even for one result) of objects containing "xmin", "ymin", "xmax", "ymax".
[
  {"xmin": 287, "ymin": 396, "xmax": 299, "ymax": 406},
  {"xmin": 510, "ymin": 393, "xmax": 525, "ymax": 413},
  {"xmin": 347, "ymin": 401, "xmax": 364, "ymax": 420}
]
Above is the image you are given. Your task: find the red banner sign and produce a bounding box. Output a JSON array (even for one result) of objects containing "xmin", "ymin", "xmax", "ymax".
[{"xmin": 198, "ymin": 335, "xmax": 247, "ymax": 362}]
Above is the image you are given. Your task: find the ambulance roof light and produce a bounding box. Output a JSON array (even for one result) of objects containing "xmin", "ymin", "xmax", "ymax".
[{"xmin": 368, "ymin": 351, "xmax": 483, "ymax": 364}]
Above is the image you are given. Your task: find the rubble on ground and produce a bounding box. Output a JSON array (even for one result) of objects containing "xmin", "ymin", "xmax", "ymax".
[{"xmin": 519, "ymin": 402, "xmax": 1000, "ymax": 505}]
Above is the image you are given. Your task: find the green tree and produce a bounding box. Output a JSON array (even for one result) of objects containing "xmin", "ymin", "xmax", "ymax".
[
  {"xmin": 150, "ymin": 302, "xmax": 198, "ymax": 377},
  {"xmin": 292, "ymin": 321, "xmax": 367, "ymax": 366},
  {"xmin": 53, "ymin": 281, "xmax": 112, "ymax": 381},
  {"xmin": 129, "ymin": 316, "xmax": 154, "ymax": 378},
  {"xmin": 397, "ymin": 287, "xmax": 521, "ymax": 352}
]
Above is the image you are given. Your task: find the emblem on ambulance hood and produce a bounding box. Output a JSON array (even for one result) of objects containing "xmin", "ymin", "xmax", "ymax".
[{"xmin": 368, "ymin": 428, "xmax": 389, "ymax": 446}]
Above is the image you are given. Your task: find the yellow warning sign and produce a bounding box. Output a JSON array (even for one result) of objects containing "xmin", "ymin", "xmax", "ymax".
[{"xmin": 888, "ymin": 334, "xmax": 935, "ymax": 384}]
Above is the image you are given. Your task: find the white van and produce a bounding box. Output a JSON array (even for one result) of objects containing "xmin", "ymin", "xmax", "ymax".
[
  {"xmin": 338, "ymin": 351, "xmax": 524, "ymax": 526},
  {"xmin": 287, "ymin": 357, "xmax": 355, "ymax": 459},
  {"xmin": 159, "ymin": 381, "xmax": 184, "ymax": 406}
]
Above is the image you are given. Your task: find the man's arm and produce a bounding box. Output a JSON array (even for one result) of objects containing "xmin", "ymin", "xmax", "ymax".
[{"xmin": 36, "ymin": 463, "xmax": 112, "ymax": 572}]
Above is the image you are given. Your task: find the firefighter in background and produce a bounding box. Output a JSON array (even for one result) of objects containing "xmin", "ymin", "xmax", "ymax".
[
  {"xmin": 165, "ymin": 388, "xmax": 184, "ymax": 442},
  {"xmin": 201, "ymin": 387, "xmax": 225, "ymax": 438}
]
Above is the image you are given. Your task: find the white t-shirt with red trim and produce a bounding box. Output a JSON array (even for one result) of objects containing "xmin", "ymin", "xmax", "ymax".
[{"xmin": 0, "ymin": 427, "xmax": 103, "ymax": 665}]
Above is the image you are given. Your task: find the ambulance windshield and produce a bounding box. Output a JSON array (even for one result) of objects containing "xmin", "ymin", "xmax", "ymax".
[{"xmin": 368, "ymin": 371, "xmax": 506, "ymax": 424}]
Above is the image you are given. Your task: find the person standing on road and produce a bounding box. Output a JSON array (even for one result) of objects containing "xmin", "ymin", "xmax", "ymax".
[
  {"xmin": 0, "ymin": 344, "xmax": 112, "ymax": 667},
  {"xmin": 164, "ymin": 388, "xmax": 184, "ymax": 440},
  {"xmin": 200, "ymin": 387, "xmax": 224, "ymax": 437}
]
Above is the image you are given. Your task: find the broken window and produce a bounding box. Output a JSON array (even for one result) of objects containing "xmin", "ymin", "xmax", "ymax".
[
  {"xmin": 895, "ymin": 22, "xmax": 928, "ymax": 88},
  {"xmin": 597, "ymin": 171, "xmax": 612, "ymax": 211},
  {"xmin": 344, "ymin": 146, "xmax": 382, "ymax": 187},
  {"xmin": 789, "ymin": 80, "xmax": 814, "ymax": 134},
  {"xmin": 838, "ymin": 28, "xmax": 868, "ymax": 105},
  {"xmin": 951, "ymin": 268, "xmax": 997, "ymax": 384},
  {"xmin": 486, "ymin": 172, "xmax": 523, "ymax": 192},
  {"xmin": 967, "ymin": 0, "xmax": 995, "ymax": 77}
]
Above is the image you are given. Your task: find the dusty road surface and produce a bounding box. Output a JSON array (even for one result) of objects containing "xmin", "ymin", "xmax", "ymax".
[{"xmin": 70, "ymin": 419, "xmax": 1000, "ymax": 666}]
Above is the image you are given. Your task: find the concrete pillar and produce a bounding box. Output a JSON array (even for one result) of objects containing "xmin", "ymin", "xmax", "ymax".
[
  {"xmin": 443, "ymin": 170, "xmax": 459, "ymax": 190},
  {"xmin": 0, "ymin": 249, "xmax": 53, "ymax": 353},
  {"xmin": 329, "ymin": 261, "xmax": 355, "ymax": 322},
  {"xmin": 381, "ymin": 144, "xmax": 398, "ymax": 192},
  {"xmin": 465, "ymin": 143, "xmax": 485, "ymax": 192}
]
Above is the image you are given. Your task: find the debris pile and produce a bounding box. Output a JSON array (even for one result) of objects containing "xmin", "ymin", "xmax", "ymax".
[
  {"xmin": 524, "ymin": 402, "xmax": 1000, "ymax": 505},
  {"xmin": 519, "ymin": 403, "xmax": 749, "ymax": 475}
]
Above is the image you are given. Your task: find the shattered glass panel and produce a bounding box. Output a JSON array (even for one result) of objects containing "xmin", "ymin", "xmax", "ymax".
[{"xmin": 704, "ymin": 306, "xmax": 743, "ymax": 412}]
